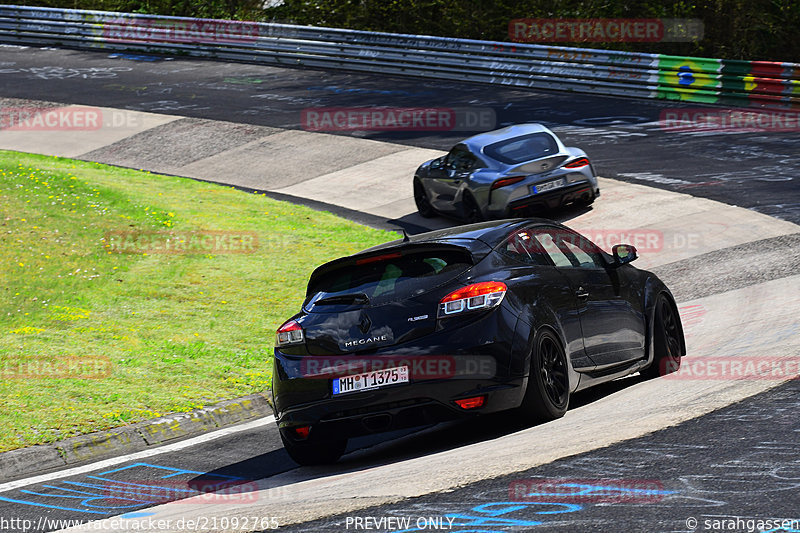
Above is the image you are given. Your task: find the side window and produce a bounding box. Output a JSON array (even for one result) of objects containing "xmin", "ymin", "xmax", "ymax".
[
  {"xmin": 445, "ymin": 147, "xmax": 476, "ymax": 171},
  {"xmin": 559, "ymin": 233, "xmax": 606, "ymax": 269},
  {"xmin": 532, "ymin": 232, "xmax": 572, "ymax": 267},
  {"xmin": 502, "ymin": 227, "xmax": 606, "ymax": 269},
  {"xmin": 564, "ymin": 241, "xmax": 602, "ymax": 268},
  {"xmin": 502, "ymin": 229, "xmax": 550, "ymax": 266}
]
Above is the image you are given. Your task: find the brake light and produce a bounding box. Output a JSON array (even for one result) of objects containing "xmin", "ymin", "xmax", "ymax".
[
  {"xmin": 290, "ymin": 425, "xmax": 310, "ymax": 439},
  {"xmin": 491, "ymin": 176, "xmax": 525, "ymax": 190},
  {"xmin": 564, "ymin": 157, "xmax": 590, "ymax": 169},
  {"xmin": 454, "ymin": 395, "xmax": 486, "ymax": 410},
  {"xmin": 276, "ymin": 319, "xmax": 304, "ymax": 347},
  {"xmin": 438, "ymin": 281, "xmax": 507, "ymax": 318},
  {"xmin": 356, "ymin": 252, "xmax": 402, "ymax": 265}
]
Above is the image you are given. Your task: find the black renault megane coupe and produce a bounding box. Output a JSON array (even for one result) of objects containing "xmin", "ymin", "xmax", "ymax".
[{"xmin": 271, "ymin": 219, "xmax": 685, "ymax": 465}]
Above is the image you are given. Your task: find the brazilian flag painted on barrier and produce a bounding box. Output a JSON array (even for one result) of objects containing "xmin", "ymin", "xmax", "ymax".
[{"xmin": 657, "ymin": 55, "xmax": 722, "ymax": 103}]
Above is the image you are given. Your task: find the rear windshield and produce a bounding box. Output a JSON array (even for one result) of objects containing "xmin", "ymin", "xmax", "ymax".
[
  {"xmin": 306, "ymin": 249, "xmax": 473, "ymax": 309},
  {"xmin": 484, "ymin": 132, "xmax": 559, "ymax": 164}
]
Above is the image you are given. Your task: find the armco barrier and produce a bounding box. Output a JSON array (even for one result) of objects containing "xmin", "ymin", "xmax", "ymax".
[{"xmin": 0, "ymin": 5, "xmax": 797, "ymax": 109}]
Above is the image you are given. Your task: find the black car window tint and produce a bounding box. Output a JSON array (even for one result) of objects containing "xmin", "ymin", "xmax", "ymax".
[
  {"xmin": 423, "ymin": 257, "xmax": 448, "ymax": 273},
  {"xmin": 485, "ymin": 133, "xmax": 559, "ymax": 164},
  {"xmin": 373, "ymin": 263, "xmax": 402, "ymax": 298},
  {"xmin": 445, "ymin": 146, "xmax": 468, "ymax": 168},
  {"xmin": 562, "ymin": 240, "xmax": 603, "ymax": 268},
  {"xmin": 556, "ymin": 231, "xmax": 607, "ymax": 268},
  {"xmin": 447, "ymin": 150, "xmax": 475, "ymax": 171},
  {"xmin": 532, "ymin": 232, "xmax": 572, "ymax": 267},
  {"xmin": 461, "ymin": 154, "xmax": 477, "ymax": 171},
  {"xmin": 328, "ymin": 272, "xmax": 353, "ymax": 292},
  {"xmin": 501, "ymin": 230, "xmax": 550, "ymax": 266},
  {"xmin": 308, "ymin": 251, "xmax": 472, "ymax": 306}
]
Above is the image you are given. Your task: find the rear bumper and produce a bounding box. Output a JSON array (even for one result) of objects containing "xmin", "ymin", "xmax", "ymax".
[
  {"xmin": 502, "ymin": 181, "xmax": 598, "ymax": 215},
  {"xmin": 276, "ymin": 376, "xmax": 525, "ymax": 442}
]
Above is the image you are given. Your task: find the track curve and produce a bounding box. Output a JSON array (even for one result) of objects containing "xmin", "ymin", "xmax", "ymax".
[{"xmin": 0, "ymin": 44, "xmax": 797, "ymax": 533}]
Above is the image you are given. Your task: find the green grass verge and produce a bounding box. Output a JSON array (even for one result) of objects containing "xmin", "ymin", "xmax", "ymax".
[{"xmin": 0, "ymin": 150, "xmax": 393, "ymax": 452}]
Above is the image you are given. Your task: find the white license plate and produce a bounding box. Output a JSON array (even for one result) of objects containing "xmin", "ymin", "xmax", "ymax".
[
  {"xmin": 332, "ymin": 366, "xmax": 409, "ymax": 395},
  {"xmin": 532, "ymin": 178, "xmax": 566, "ymax": 194}
]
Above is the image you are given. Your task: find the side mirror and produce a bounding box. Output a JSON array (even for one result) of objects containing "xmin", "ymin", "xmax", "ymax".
[
  {"xmin": 612, "ymin": 244, "xmax": 637, "ymax": 266},
  {"xmin": 430, "ymin": 156, "xmax": 445, "ymax": 170}
]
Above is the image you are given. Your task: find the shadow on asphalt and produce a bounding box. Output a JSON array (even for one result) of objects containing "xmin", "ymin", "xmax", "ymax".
[
  {"xmin": 336, "ymin": 372, "xmax": 642, "ymax": 468},
  {"xmin": 395, "ymin": 202, "xmax": 595, "ymax": 235},
  {"xmin": 190, "ymin": 372, "xmax": 644, "ymax": 490}
]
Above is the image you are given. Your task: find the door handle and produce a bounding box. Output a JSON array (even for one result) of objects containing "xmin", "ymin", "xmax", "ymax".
[{"xmin": 576, "ymin": 287, "xmax": 590, "ymax": 299}]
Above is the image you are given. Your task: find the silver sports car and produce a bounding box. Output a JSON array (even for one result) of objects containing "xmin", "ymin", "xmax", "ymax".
[{"xmin": 413, "ymin": 124, "xmax": 599, "ymax": 221}]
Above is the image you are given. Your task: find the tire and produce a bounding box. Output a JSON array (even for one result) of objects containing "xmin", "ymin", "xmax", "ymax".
[
  {"xmin": 462, "ymin": 192, "xmax": 484, "ymax": 223},
  {"xmin": 518, "ymin": 329, "xmax": 569, "ymax": 423},
  {"xmin": 640, "ymin": 294, "xmax": 683, "ymax": 379},
  {"xmin": 280, "ymin": 432, "xmax": 347, "ymax": 466},
  {"xmin": 414, "ymin": 179, "xmax": 435, "ymax": 218}
]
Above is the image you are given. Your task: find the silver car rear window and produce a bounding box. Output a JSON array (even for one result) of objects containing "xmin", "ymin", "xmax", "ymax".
[{"xmin": 484, "ymin": 132, "xmax": 559, "ymax": 164}]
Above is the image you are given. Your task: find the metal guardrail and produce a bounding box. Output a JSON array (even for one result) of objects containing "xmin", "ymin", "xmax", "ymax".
[{"xmin": 0, "ymin": 5, "xmax": 798, "ymax": 109}]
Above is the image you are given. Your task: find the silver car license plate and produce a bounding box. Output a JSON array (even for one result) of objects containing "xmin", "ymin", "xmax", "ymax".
[{"xmin": 532, "ymin": 178, "xmax": 567, "ymax": 194}]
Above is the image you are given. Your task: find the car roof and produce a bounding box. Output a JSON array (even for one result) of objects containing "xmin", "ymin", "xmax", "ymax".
[
  {"xmin": 460, "ymin": 123, "xmax": 554, "ymax": 153},
  {"xmin": 357, "ymin": 218, "xmax": 560, "ymax": 254},
  {"xmin": 308, "ymin": 218, "xmax": 569, "ymax": 289}
]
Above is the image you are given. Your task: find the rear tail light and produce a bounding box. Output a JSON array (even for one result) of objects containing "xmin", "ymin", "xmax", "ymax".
[
  {"xmin": 454, "ymin": 395, "xmax": 487, "ymax": 410},
  {"xmin": 491, "ymin": 176, "xmax": 525, "ymax": 190},
  {"xmin": 290, "ymin": 425, "xmax": 311, "ymax": 439},
  {"xmin": 438, "ymin": 281, "xmax": 507, "ymax": 318},
  {"xmin": 564, "ymin": 157, "xmax": 590, "ymax": 169},
  {"xmin": 276, "ymin": 319, "xmax": 304, "ymax": 347}
]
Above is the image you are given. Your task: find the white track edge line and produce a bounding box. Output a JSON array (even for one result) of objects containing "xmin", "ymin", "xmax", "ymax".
[{"xmin": 0, "ymin": 415, "xmax": 276, "ymax": 493}]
